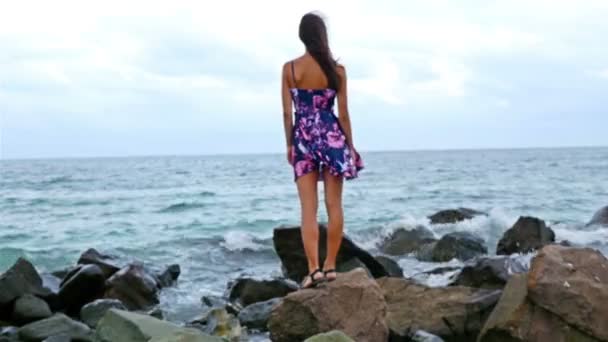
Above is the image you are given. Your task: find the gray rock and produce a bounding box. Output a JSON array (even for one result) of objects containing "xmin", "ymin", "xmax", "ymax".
[
  {"xmin": 201, "ymin": 296, "xmax": 239, "ymax": 315},
  {"xmin": 189, "ymin": 308, "xmax": 242, "ymax": 341},
  {"xmin": 0, "ymin": 258, "xmax": 51, "ymax": 307},
  {"xmin": 228, "ymin": 278, "xmax": 296, "ymax": 308},
  {"xmin": 96, "ymin": 309, "xmax": 223, "ymax": 342},
  {"xmin": 496, "ymin": 216, "xmax": 555, "ymax": 255},
  {"xmin": 58, "ymin": 264, "xmax": 106, "ymax": 314},
  {"xmin": 12, "ymin": 294, "xmax": 52, "ymax": 324},
  {"xmin": 586, "ymin": 205, "xmax": 608, "ymax": 227},
  {"xmin": 378, "ymin": 226, "xmax": 437, "ymax": 256},
  {"xmin": 77, "ymin": 249, "xmax": 122, "ymax": 279},
  {"xmin": 304, "ymin": 330, "xmax": 355, "ymax": 342},
  {"xmin": 428, "ymin": 208, "xmax": 486, "ymax": 224},
  {"xmin": 155, "ymin": 264, "xmax": 181, "ymax": 288},
  {"xmin": 80, "ymin": 299, "xmax": 127, "ymax": 328},
  {"xmin": 431, "ymin": 232, "xmax": 487, "ymax": 262},
  {"xmin": 18, "ymin": 313, "xmax": 91, "ymax": 341},
  {"xmin": 42, "ymin": 335, "xmax": 71, "ymax": 342},
  {"xmin": 374, "ymin": 256, "xmax": 403, "ymax": 277},
  {"xmin": 450, "ymin": 255, "xmax": 529, "ymax": 289},
  {"xmin": 104, "ymin": 263, "xmax": 160, "ymax": 311},
  {"xmin": 415, "ymin": 242, "xmax": 437, "ymax": 262},
  {"xmin": 238, "ymin": 298, "xmax": 281, "ymax": 331}
]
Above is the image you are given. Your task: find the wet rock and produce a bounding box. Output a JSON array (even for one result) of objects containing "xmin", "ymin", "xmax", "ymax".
[
  {"xmin": 96, "ymin": 309, "xmax": 223, "ymax": 342},
  {"xmin": 0, "ymin": 258, "xmax": 51, "ymax": 308},
  {"xmin": 80, "ymin": 299, "xmax": 127, "ymax": 329},
  {"xmin": 378, "ymin": 226, "xmax": 437, "ymax": 256},
  {"xmin": 11, "ymin": 294, "xmax": 52, "ymax": 325},
  {"xmin": 155, "ymin": 264, "xmax": 181, "ymax": 288},
  {"xmin": 378, "ymin": 277, "xmax": 501, "ymax": 341},
  {"xmin": 41, "ymin": 335, "xmax": 71, "ymax": 342},
  {"xmin": 58, "ymin": 264, "xmax": 106, "ymax": 314},
  {"xmin": 201, "ymin": 296, "xmax": 239, "ymax": 315},
  {"xmin": 269, "ymin": 269, "xmax": 388, "ymax": 342},
  {"xmin": 431, "ymin": 232, "xmax": 487, "ymax": 262},
  {"xmin": 450, "ymin": 255, "xmax": 529, "ymax": 289},
  {"xmin": 228, "ymin": 278, "xmax": 297, "ymax": 308},
  {"xmin": 374, "ymin": 256, "xmax": 404, "ymax": 277},
  {"xmin": 527, "ymin": 245, "xmax": 608, "ymax": 341},
  {"xmin": 304, "ymin": 330, "xmax": 355, "ymax": 342},
  {"xmin": 428, "ymin": 208, "xmax": 486, "ymax": 224},
  {"xmin": 145, "ymin": 307, "xmax": 164, "ymax": 320},
  {"xmin": 496, "ymin": 216, "xmax": 555, "ymax": 255},
  {"xmin": 415, "ymin": 242, "xmax": 437, "ymax": 262},
  {"xmin": 478, "ymin": 273, "xmax": 597, "ymax": 342},
  {"xmin": 200, "ymin": 308, "xmax": 243, "ymax": 341},
  {"xmin": 273, "ymin": 225, "xmax": 389, "ymax": 283},
  {"xmin": 18, "ymin": 313, "xmax": 91, "ymax": 341},
  {"xmin": 0, "ymin": 326, "xmax": 18, "ymax": 341},
  {"xmin": 77, "ymin": 249, "xmax": 122, "ymax": 279},
  {"xmin": 586, "ymin": 205, "xmax": 608, "ymax": 227},
  {"xmin": 105, "ymin": 263, "xmax": 159, "ymax": 311},
  {"xmin": 237, "ymin": 298, "xmax": 281, "ymax": 331}
]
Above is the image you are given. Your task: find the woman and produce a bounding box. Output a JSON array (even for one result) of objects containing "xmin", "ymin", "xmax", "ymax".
[{"xmin": 281, "ymin": 12, "xmax": 363, "ymax": 289}]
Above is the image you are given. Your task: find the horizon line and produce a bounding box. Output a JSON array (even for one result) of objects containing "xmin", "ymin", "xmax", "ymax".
[{"xmin": 1, "ymin": 144, "xmax": 607, "ymax": 162}]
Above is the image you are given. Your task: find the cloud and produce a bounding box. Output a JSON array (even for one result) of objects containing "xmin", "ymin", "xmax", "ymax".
[{"xmin": 1, "ymin": 0, "xmax": 607, "ymax": 158}]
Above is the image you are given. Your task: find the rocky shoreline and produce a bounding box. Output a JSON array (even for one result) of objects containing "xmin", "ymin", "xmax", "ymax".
[{"xmin": 1, "ymin": 205, "xmax": 607, "ymax": 342}]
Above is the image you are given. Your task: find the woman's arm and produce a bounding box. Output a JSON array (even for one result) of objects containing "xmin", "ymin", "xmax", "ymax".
[
  {"xmin": 336, "ymin": 65, "xmax": 355, "ymax": 150},
  {"xmin": 281, "ymin": 62, "xmax": 294, "ymax": 163}
]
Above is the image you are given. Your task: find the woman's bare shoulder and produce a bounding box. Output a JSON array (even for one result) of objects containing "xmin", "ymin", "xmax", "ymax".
[{"xmin": 336, "ymin": 63, "xmax": 347, "ymax": 76}]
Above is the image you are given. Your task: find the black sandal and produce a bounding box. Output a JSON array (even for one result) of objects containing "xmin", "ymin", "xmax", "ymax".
[
  {"xmin": 301, "ymin": 269, "xmax": 325, "ymax": 289},
  {"xmin": 324, "ymin": 269, "xmax": 337, "ymax": 282}
]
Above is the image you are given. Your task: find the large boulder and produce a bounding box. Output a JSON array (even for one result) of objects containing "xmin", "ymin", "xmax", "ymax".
[
  {"xmin": 228, "ymin": 278, "xmax": 296, "ymax": 308},
  {"xmin": 378, "ymin": 226, "xmax": 437, "ymax": 256},
  {"xmin": 77, "ymin": 249, "xmax": 122, "ymax": 279},
  {"xmin": 304, "ymin": 330, "xmax": 355, "ymax": 342},
  {"xmin": 58, "ymin": 264, "xmax": 106, "ymax": 314},
  {"xmin": 586, "ymin": 205, "xmax": 608, "ymax": 227},
  {"xmin": 0, "ymin": 258, "xmax": 51, "ymax": 308},
  {"xmin": 273, "ymin": 226, "xmax": 389, "ymax": 283},
  {"xmin": 11, "ymin": 294, "xmax": 52, "ymax": 325},
  {"xmin": 496, "ymin": 216, "xmax": 555, "ymax": 255},
  {"xmin": 431, "ymin": 232, "xmax": 487, "ymax": 262},
  {"xmin": 428, "ymin": 208, "xmax": 486, "ymax": 224},
  {"xmin": 268, "ymin": 269, "xmax": 388, "ymax": 342},
  {"xmin": 80, "ymin": 299, "xmax": 127, "ymax": 329},
  {"xmin": 105, "ymin": 264, "xmax": 160, "ymax": 311},
  {"xmin": 377, "ymin": 277, "xmax": 501, "ymax": 341},
  {"xmin": 527, "ymin": 245, "xmax": 608, "ymax": 341},
  {"xmin": 450, "ymin": 255, "xmax": 529, "ymax": 289},
  {"xmin": 237, "ymin": 298, "xmax": 281, "ymax": 331},
  {"xmin": 478, "ymin": 273, "xmax": 598, "ymax": 342},
  {"xmin": 18, "ymin": 314, "xmax": 91, "ymax": 341},
  {"xmin": 96, "ymin": 309, "xmax": 223, "ymax": 342}
]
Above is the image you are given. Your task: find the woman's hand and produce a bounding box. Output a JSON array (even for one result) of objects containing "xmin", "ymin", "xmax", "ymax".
[{"xmin": 287, "ymin": 145, "xmax": 294, "ymax": 165}]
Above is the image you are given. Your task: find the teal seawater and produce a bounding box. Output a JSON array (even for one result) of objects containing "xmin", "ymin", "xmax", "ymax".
[{"xmin": 1, "ymin": 147, "xmax": 607, "ymax": 321}]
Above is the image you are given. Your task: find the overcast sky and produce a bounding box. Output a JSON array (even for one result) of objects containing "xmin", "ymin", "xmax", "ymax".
[{"xmin": 1, "ymin": 0, "xmax": 607, "ymax": 159}]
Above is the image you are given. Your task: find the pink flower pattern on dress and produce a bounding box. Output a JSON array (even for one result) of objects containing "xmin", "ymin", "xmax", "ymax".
[{"xmin": 290, "ymin": 88, "xmax": 364, "ymax": 181}]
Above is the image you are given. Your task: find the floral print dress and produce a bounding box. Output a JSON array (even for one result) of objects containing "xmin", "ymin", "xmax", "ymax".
[{"xmin": 290, "ymin": 86, "xmax": 364, "ymax": 181}]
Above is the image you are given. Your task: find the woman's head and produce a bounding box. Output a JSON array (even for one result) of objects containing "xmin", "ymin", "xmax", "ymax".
[{"xmin": 299, "ymin": 12, "xmax": 340, "ymax": 90}]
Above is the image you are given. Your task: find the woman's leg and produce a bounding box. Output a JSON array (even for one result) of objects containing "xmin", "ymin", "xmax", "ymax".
[
  {"xmin": 296, "ymin": 171, "xmax": 322, "ymax": 287},
  {"xmin": 323, "ymin": 169, "xmax": 344, "ymax": 280}
]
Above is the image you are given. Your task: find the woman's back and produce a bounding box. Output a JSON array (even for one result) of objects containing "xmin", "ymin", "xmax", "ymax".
[{"xmin": 289, "ymin": 55, "xmax": 334, "ymax": 90}]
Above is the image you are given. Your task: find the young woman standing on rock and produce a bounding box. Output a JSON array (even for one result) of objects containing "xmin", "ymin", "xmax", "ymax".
[{"xmin": 281, "ymin": 12, "xmax": 363, "ymax": 288}]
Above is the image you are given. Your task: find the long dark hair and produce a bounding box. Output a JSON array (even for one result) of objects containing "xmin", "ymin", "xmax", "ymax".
[{"xmin": 299, "ymin": 13, "xmax": 340, "ymax": 90}]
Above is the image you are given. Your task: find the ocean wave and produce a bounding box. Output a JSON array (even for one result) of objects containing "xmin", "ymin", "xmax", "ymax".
[
  {"xmin": 199, "ymin": 191, "xmax": 216, "ymax": 197},
  {"xmin": 552, "ymin": 223, "xmax": 608, "ymax": 248},
  {"xmin": 350, "ymin": 208, "xmax": 517, "ymax": 253},
  {"xmin": 220, "ymin": 230, "xmax": 272, "ymax": 252},
  {"xmin": 158, "ymin": 202, "xmax": 206, "ymax": 213}
]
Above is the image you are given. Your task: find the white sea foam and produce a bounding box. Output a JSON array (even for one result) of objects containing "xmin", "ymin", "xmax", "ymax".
[{"xmin": 220, "ymin": 230, "xmax": 267, "ymax": 251}]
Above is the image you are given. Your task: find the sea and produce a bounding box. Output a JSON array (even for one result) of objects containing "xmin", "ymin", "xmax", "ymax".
[{"xmin": 1, "ymin": 147, "xmax": 607, "ymax": 324}]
